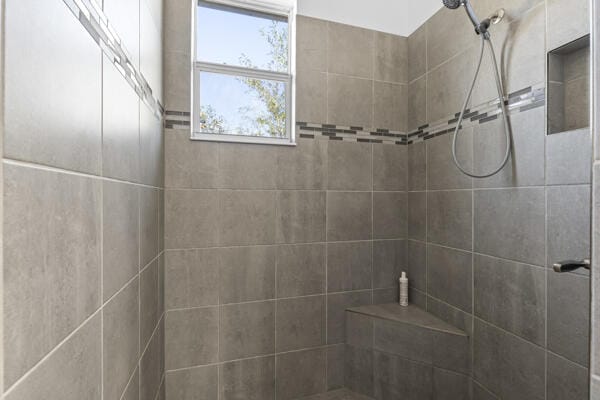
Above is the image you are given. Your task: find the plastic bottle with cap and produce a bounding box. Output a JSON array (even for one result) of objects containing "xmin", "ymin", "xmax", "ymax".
[{"xmin": 399, "ymin": 271, "xmax": 408, "ymax": 306}]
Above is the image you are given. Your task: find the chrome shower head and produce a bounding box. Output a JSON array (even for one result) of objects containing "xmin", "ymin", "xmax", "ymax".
[
  {"xmin": 441, "ymin": 0, "xmax": 499, "ymax": 37},
  {"xmin": 442, "ymin": 0, "xmax": 462, "ymax": 9}
]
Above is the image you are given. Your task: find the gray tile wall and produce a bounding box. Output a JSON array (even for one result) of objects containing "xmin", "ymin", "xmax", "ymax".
[
  {"xmin": 163, "ymin": 6, "xmax": 409, "ymax": 399},
  {"xmin": 2, "ymin": 0, "xmax": 164, "ymax": 399},
  {"xmin": 592, "ymin": 0, "xmax": 600, "ymax": 395},
  {"xmin": 407, "ymin": 1, "xmax": 591, "ymax": 399}
]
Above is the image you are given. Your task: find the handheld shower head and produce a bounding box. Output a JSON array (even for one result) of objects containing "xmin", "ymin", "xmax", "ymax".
[
  {"xmin": 442, "ymin": 0, "xmax": 462, "ymax": 9},
  {"xmin": 442, "ymin": 0, "xmax": 494, "ymax": 37}
]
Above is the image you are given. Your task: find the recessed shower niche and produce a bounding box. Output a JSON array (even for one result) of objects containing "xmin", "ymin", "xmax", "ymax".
[{"xmin": 547, "ymin": 34, "xmax": 590, "ymax": 134}]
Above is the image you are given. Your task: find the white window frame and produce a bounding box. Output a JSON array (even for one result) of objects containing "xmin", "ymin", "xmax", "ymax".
[{"xmin": 191, "ymin": 0, "xmax": 296, "ymax": 146}]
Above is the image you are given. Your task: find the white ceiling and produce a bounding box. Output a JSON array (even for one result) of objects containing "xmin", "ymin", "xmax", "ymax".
[{"xmin": 296, "ymin": 0, "xmax": 442, "ymax": 37}]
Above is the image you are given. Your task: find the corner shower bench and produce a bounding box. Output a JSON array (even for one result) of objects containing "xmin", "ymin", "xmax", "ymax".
[{"xmin": 343, "ymin": 303, "xmax": 471, "ymax": 400}]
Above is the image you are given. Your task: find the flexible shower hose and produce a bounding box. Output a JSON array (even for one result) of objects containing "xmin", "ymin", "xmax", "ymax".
[{"xmin": 452, "ymin": 34, "xmax": 512, "ymax": 178}]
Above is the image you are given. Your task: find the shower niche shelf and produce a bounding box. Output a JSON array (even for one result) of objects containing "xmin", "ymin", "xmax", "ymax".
[{"xmin": 547, "ymin": 34, "xmax": 590, "ymax": 135}]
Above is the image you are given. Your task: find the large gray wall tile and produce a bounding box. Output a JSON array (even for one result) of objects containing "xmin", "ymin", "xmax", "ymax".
[
  {"xmin": 162, "ymin": 27, "xmax": 189, "ymax": 108},
  {"xmin": 373, "ymin": 144, "xmax": 407, "ymax": 191},
  {"xmin": 219, "ymin": 301, "xmax": 275, "ymax": 361},
  {"xmin": 407, "ymin": 240, "xmax": 427, "ymax": 292},
  {"xmin": 103, "ymin": 279, "xmax": 139, "ymax": 400},
  {"xmin": 5, "ymin": 315, "xmax": 101, "ymax": 400},
  {"xmin": 474, "ymin": 188, "xmax": 546, "ymax": 266},
  {"xmin": 374, "ymin": 32, "xmax": 407, "ymax": 83},
  {"xmin": 426, "ymin": 7, "xmax": 477, "ymax": 70},
  {"xmin": 472, "ymin": 381, "xmax": 499, "ymax": 400},
  {"xmin": 408, "ymin": 75, "xmax": 427, "ymax": 131},
  {"xmin": 276, "ymin": 138, "xmax": 327, "ymax": 190},
  {"xmin": 276, "ymin": 295, "xmax": 326, "ymax": 352},
  {"xmin": 427, "ymin": 296, "xmax": 473, "ymax": 335},
  {"xmin": 546, "ymin": 129, "xmax": 592, "ymax": 185},
  {"xmin": 427, "ymin": 244, "xmax": 473, "ymax": 312},
  {"xmin": 165, "ymin": 133, "xmax": 219, "ymax": 189},
  {"xmin": 471, "ymin": 5, "xmax": 546, "ymax": 100},
  {"xmin": 432, "ymin": 330, "xmax": 470, "ymax": 375},
  {"xmin": 219, "ymin": 246, "xmax": 276, "ymax": 303},
  {"xmin": 373, "ymin": 82, "xmax": 407, "ymax": 131},
  {"xmin": 327, "ymin": 192, "xmax": 372, "ymax": 241},
  {"xmin": 103, "ymin": 181, "xmax": 139, "ymax": 300},
  {"xmin": 373, "ymin": 240, "xmax": 406, "ymax": 290},
  {"xmin": 432, "ymin": 368, "xmax": 471, "ymax": 400},
  {"xmin": 165, "ymin": 190, "xmax": 219, "ymax": 249},
  {"xmin": 327, "ymin": 75, "xmax": 373, "ymax": 128},
  {"xmin": 346, "ymin": 312, "xmax": 374, "ymax": 349},
  {"xmin": 4, "ymin": 165, "xmax": 101, "ymax": 387},
  {"xmin": 165, "ymin": 307, "xmax": 218, "ymax": 370},
  {"xmin": 426, "ymin": 47, "xmax": 477, "ymax": 122},
  {"xmin": 345, "ymin": 345, "xmax": 374, "ymax": 397},
  {"xmin": 277, "ymin": 244, "xmax": 326, "ymax": 297},
  {"xmin": 408, "ymin": 24, "xmax": 427, "ymax": 82},
  {"xmin": 473, "ymin": 107, "xmax": 545, "ymax": 188},
  {"xmin": 327, "ymin": 291, "xmax": 372, "ymax": 344},
  {"xmin": 102, "ymin": 56, "xmax": 140, "ymax": 182},
  {"xmin": 547, "ymin": 272, "xmax": 590, "ymax": 366},
  {"xmin": 547, "ymin": 353, "xmax": 590, "ymax": 400},
  {"xmin": 219, "ymin": 356, "xmax": 275, "ymax": 400},
  {"xmin": 327, "ymin": 22, "xmax": 374, "ymax": 79},
  {"xmin": 164, "ymin": 49, "xmax": 190, "ymax": 111},
  {"xmin": 373, "ymin": 350, "xmax": 433, "ymax": 400},
  {"xmin": 166, "ymin": 365, "xmax": 218, "ymax": 400},
  {"xmin": 328, "ymin": 141, "xmax": 372, "ymax": 191},
  {"xmin": 5, "ymin": 0, "xmax": 102, "ymax": 174},
  {"xmin": 547, "ymin": 0, "xmax": 590, "ymax": 50},
  {"xmin": 276, "ymin": 348, "xmax": 327, "ymax": 400},
  {"xmin": 474, "ymin": 319, "xmax": 545, "ymax": 400},
  {"xmin": 219, "ymin": 190, "xmax": 276, "ymax": 246},
  {"xmin": 139, "ymin": 104, "xmax": 164, "ymax": 187},
  {"xmin": 408, "ymin": 191, "xmax": 426, "ymax": 240},
  {"xmin": 408, "ymin": 141, "xmax": 427, "ymax": 191},
  {"xmin": 373, "ymin": 192, "xmax": 407, "ymax": 239},
  {"xmin": 104, "ymin": 0, "xmax": 140, "ymax": 67},
  {"xmin": 547, "ymin": 185, "xmax": 591, "ymax": 273},
  {"xmin": 474, "ymin": 255, "xmax": 546, "ymax": 345},
  {"xmin": 427, "ymin": 131, "xmax": 472, "ymax": 190},
  {"xmin": 121, "ymin": 369, "xmax": 139, "ymax": 400},
  {"xmin": 140, "ymin": 187, "xmax": 160, "ymax": 268},
  {"xmin": 276, "ymin": 190, "xmax": 326, "ymax": 243},
  {"xmin": 296, "ymin": 69, "xmax": 328, "ymax": 123},
  {"xmin": 427, "ymin": 190, "xmax": 472, "ymax": 250},
  {"xmin": 327, "ymin": 345, "xmax": 345, "ymax": 390},
  {"xmin": 218, "ymin": 143, "xmax": 277, "ymax": 189},
  {"xmin": 140, "ymin": 0, "xmax": 163, "ymax": 103},
  {"xmin": 328, "ymin": 241, "xmax": 372, "ymax": 292},
  {"xmin": 296, "ymin": 16, "xmax": 328, "ymax": 73},
  {"xmin": 165, "ymin": 249, "xmax": 220, "ymax": 309},
  {"xmin": 140, "ymin": 259, "xmax": 160, "ymax": 349},
  {"xmin": 373, "ymin": 319, "xmax": 432, "ymax": 364}
]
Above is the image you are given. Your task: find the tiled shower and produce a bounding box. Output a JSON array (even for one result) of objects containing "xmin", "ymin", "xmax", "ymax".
[{"xmin": 0, "ymin": 0, "xmax": 598, "ymax": 400}]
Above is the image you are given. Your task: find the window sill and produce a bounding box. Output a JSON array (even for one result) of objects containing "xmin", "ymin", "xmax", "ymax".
[{"xmin": 190, "ymin": 133, "xmax": 297, "ymax": 146}]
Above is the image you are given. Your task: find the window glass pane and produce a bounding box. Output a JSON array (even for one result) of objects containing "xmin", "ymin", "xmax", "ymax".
[
  {"xmin": 198, "ymin": 71, "xmax": 287, "ymax": 138},
  {"xmin": 197, "ymin": 1, "xmax": 288, "ymax": 72}
]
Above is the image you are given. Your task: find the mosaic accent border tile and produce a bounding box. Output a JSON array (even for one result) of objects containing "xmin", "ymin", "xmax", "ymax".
[
  {"xmin": 407, "ymin": 84, "xmax": 545, "ymax": 144},
  {"xmin": 164, "ymin": 111, "xmax": 191, "ymax": 129},
  {"xmin": 296, "ymin": 85, "xmax": 544, "ymax": 145},
  {"xmin": 164, "ymin": 85, "xmax": 545, "ymax": 145},
  {"xmin": 62, "ymin": 0, "xmax": 163, "ymax": 119},
  {"xmin": 296, "ymin": 124, "xmax": 408, "ymax": 145}
]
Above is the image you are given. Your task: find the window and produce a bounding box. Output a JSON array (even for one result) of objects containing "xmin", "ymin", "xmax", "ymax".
[{"xmin": 193, "ymin": 0, "xmax": 295, "ymax": 145}]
